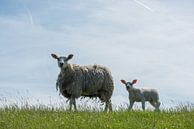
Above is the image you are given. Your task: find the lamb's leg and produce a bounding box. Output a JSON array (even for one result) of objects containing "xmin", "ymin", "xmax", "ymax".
[
  {"xmin": 155, "ymin": 101, "xmax": 160, "ymax": 111},
  {"xmin": 149, "ymin": 101, "xmax": 156, "ymax": 108},
  {"xmin": 149, "ymin": 100, "xmax": 160, "ymax": 111},
  {"xmin": 128, "ymin": 101, "xmax": 134, "ymax": 110},
  {"xmin": 141, "ymin": 100, "xmax": 145, "ymax": 110},
  {"xmin": 149, "ymin": 101, "xmax": 157, "ymax": 109}
]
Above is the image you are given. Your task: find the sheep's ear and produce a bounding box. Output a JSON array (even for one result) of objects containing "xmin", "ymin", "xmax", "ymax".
[
  {"xmin": 131, "ymin": 79, "xmax": 137, "ymax": 85},
  {"xmin": 121, "ymin": 80, "xmax": 127, "ymax": 85},
  {"xmin": 66, "ymin": 54, "xmax": 74, "ymax": 60},
  {"xmin": 51, "ymin": 53, "xmax": 58, "ymax": 59}
]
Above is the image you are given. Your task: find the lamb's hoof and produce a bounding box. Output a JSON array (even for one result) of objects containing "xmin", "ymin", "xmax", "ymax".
[
  {"xmin": 127, "ymin": 108, "xmax": 132, "ymax": 111},
  {"xmin": 154, "ymin": 109, "xmax": 160, "ymax": 112}
]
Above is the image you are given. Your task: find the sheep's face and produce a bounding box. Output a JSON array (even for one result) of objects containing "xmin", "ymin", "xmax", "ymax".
[
  {"xmin": 126, "ymin": 82, "xmax": 133, "ymax": 90},
  {"xmin": 58, "ymin": 57, "xmax": 69, "ymax": 68},
  {"xmin": 51, "ymin": 54, "xmax": 73, "ymax": 69},
  {"xmin": 121, "ymin": 79, "xmax": 137, "ymax": 91}
]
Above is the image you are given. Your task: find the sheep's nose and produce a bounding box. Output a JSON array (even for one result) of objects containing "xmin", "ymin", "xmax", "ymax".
[{"xmin": 59, "ymin": 63, "xmax": 63, "ymax": 67}]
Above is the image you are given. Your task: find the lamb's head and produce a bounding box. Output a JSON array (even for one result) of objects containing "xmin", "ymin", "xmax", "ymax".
[
  {"xmin": 121, "ymin": 79, "xmax": 137, "ymax": 91},
  {"xmin": 51, "ymin": 53, "xmax": 73, "ymax": 69}
]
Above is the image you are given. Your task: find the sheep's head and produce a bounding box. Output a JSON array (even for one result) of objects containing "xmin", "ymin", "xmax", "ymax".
[
  {"xmin": 51, "ymin": 53, "xmax": 73, "ymax": 69},
  {"xmin": 121, "ymin": 79, "xmax": 137, "ymax": 90}
]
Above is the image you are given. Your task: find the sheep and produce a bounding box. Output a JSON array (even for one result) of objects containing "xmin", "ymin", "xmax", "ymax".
[
  {"xmin": 51, "ymin": 53, "xmax": 114, "ymax": 111},
  {"xmin": 120, "ymin": 79, "xmax": 160, "ymax": 111}
]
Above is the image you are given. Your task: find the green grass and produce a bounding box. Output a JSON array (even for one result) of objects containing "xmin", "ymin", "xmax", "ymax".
[{"xmin": 0, "ymin": 105, "xmax": 194, "ymax": 129}]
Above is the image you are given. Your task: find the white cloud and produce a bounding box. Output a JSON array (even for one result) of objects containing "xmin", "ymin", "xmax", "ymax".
[{"xmin": 133, "ymin": 0, "xmax": 155, "ymax": 12}]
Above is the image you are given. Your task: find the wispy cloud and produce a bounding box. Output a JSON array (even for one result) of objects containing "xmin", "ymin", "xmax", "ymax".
[
  {"xmin": 133, "ymin": 0, "xmax": 155, "ymax": 12},
  {"xmin": 17, "ymin": 0, "xmax": 34, "ymax": 28}
]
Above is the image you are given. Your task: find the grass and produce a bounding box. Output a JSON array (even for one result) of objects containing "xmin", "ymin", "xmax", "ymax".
[{"xmin": 0, "ymin": 104, "xmax": 194, "ymax": 129}]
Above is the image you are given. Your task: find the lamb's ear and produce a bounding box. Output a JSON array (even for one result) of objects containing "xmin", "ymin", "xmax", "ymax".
[
  {"xmin": 51, "ymin": 53, "xmax": 58, "ymax": 59},
  {"xmin": 131, "ymin": 79, "xmax": 137, "ymax": 85},
  {"xmin": 121, "ymin": 80, "xmax": 127, "ymax": 85},
  {"xmin": 66, "ymin": 54, "xmax": 74, "ymax": 60}
]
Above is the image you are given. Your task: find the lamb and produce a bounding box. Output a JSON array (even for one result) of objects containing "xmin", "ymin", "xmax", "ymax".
[
  {"xmin": 120, "ymin": 79, "xmax": 160, "ymax": 111},
  {"xmin": 51, "ymin": 53, "xmax": 114, "ymax": 111}
]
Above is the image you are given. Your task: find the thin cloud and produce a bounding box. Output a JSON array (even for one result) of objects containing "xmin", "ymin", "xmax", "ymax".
[
  {"xmin": 133, "ymin": 0, "xmax": 155, "ymax": 12},
  {"xmin": 17, "ymin": 0, "xmax": 34, "ymax": 28}
]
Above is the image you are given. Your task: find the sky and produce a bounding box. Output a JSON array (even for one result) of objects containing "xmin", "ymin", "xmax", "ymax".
[{"xmin": 0, "ymin": 0, "xmax": 194, "ymax": 109}]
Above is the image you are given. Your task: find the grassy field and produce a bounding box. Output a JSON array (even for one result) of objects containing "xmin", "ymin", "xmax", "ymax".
[{"xmin": 0, "ymin": 104, "xmax": 194, "ymax": 129}]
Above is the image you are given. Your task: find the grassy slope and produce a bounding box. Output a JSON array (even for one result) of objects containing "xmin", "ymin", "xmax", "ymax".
[{"xmin": 0, "ymin": 107, "xmax": 194, "ymax": 129}]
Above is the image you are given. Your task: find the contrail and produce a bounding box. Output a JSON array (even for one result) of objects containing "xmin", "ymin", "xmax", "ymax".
[
  {"xmin": 133, "ymin": 0, "xmax": 155, "ymax": 12},
  {"xmin": 17, "ymin": 0, "xmax": 34, "ymax": 28}
]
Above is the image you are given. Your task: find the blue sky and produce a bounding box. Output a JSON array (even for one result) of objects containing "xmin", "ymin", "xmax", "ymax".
[{"xmin": 0, "ymin": 0, "xmax": 194, "ymax": 108}]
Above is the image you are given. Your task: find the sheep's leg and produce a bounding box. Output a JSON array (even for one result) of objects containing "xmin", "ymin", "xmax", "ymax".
[
  {"xmin": 99, "ymin": 92, "xmax": 108, "ymax": 112},
  {"xmin": 69, "ymin": 97, "xmax": 76, "ymax": 111},
  {"xmin": 104, "ymin": 102, "xmax": 108, "ymax": 112},
  {"xmin": 155, "ymin": 101, "xmax": 160, "ymax": 111},
  {"xmin": 149, "ymin": 101, "xmax": 157, "ymax": 108},
  {"xmin": 108, "ymin": 100, "xmax": 113, "ymax": 112},
  {"xmin": 73, "ymin": 98, "xmax": 77, "ymax": 111},
  {"xmin": 149, "ymin": 100, "xmax": 160, "ymax": 111},
  {"xmin": 69, "ymin": 98, "xmax": 73, "ymax": 111},
  {"xmin": 105, "ymin": 99, "xmax": 112, "ymax": 112},
  {"xmin": 128, "ymin": 101, "xmax": 134, "ymax": 110},
  {"xmin": 103, "ymin": 99, "xmax": 112, "ymax": 112},
  {"xmin": 141, "ymin": 100, "xmax": 145, "ymax": 110}
]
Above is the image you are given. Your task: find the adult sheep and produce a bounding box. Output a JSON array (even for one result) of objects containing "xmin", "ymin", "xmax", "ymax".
[{"xmin": 51, "ymin": 53, "xmax": 114, "ymax": 111}]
